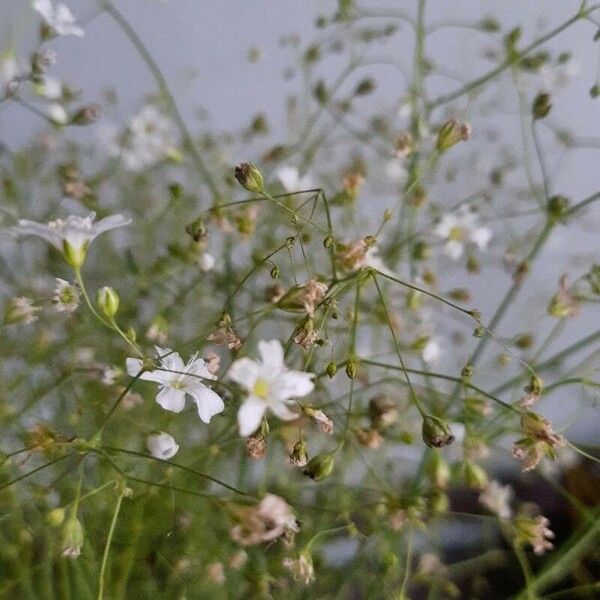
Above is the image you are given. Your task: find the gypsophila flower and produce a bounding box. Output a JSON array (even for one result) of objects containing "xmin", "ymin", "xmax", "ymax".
[
  {"xmin": 126, "ymin": 347, "xmax": 224, "ymax": 423},
  {"xmin": 33, "ymin": 0, "xmax": 85, "ymax": 37},
  {"xmin": 0, "ymin": 54, "xmax": 20, "ymax": 95},
  {"xmin": 4, "ymin": 297, "xmax": 41, "ymax": 325},
  {"xmin": 13, "ymin": 211, "xmax": 131, "ymax": 268},
  {"xmin": 276, "ymin": 165, "xmax": 314, "ymax": 192},
  {"xmin": 229, "ymin": 340, "xmax": 315, "ymax": 436},
  {"xmin": 229, "ymin": 494, "xmax": 299, "ymax": 546},
  {"xmin": 515, "ymin": 513, "xmax": 555, "ymax": 555},
  {"xmin": 50, "ymin": 278, "xmax": 79, "ymax": 313},
  {"xmin": 199, "ymin": 252, "xmax": 216, "ymax": 272},
  {"xmin": 434, "ymin": 205, "xmax": 491, "ymax": 261},
  {"xmin": 479, "ymin": 481, "xmax": 513, "ymax": 519},
  {"xmin": 48, "ymin": 103, "xmax": 68, "ymax": 125},
  {"xmin": 206, "ymin": 562, "xmax": 225, "ymax": 585},
  {"xmin": 146, "ymin": 432, "xmax": 179, "ymax": 459}
]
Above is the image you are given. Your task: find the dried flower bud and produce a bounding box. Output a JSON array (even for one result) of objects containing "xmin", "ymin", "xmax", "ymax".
[
  {"xmin": 436, "ymin": 119, "xmax": 471, "ymax": 152},
  {"xmin": 355, "ymin": 427, "xmax": 383, "ymax": 448},
  {"xmin": 289, "ymin": 439, "xmax": 308, "ymax": 467},
  {"xmin": 532, "ymin": 92, "xmax": 552, "ymax": 120},
  {"xmin": 302, "ymin": 451, "xmax": 335, "ymax": 481},
  {"xmin": 422, "ymin": 415, "xmax": 455, "ymax": 448},
  {"xmin": 245, "ymin": 435, "xmax": 267, "ymax": 460},
  {"xmin": 185, "ymin": 217, "xmax": 207, "ymax": 242},
  {"xmin": 368, "ymin": 395, "xmax": 398, "ymax": 429},
  {"xmin": 71, "ymin": 103, "xmax": 101, "ymax": 125},
  {"xmin": 303, "ymin": 406, "xmax": 334, "ymax": 434},
  {"xmin": 234, "ymin": 163, "xmax": 265, "ymax": 194},
  {"xmin": 394, "ymin": 133, "xmax": 413, "ymax": 158}
]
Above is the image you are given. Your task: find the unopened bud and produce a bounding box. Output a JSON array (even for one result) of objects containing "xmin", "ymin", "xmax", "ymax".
[
  {"xmin": 289, "ymin": 439, "xmax": 309, "ymax": 467},
  {"xmin": 532, "ymin": 93, "xmax": 552, "ymax": 120},
  {"xmin": 234, "ymin": 162, "xmax": 265, "ymax": 194},
  {"xmin": 547, "ymin": 195, "xmax": 570, "ymax": 222},
  {"xmin": 302, "ymin": 451, "xmax": 335, "ymax": 481},
  {"xmin": 47, "ymin": 507, "xmax": 66, "ymax": 527},
  {"xmin": 462, "ymin": 460, "xmax": 488, "ymax": 489},
  {"xmin": 422, "ymin": 415, "xmax": 455, "ymax": 448},
  {"xmin": 326, "ymin": 361, "xmax": 338, "ymax": 378},
  {"xmin": 61, "ymin": 516, "xmax": 84, "ymax": 558},
  {"xmin": 185, "ymin": 217, "xmax": 207, "ymax": 242},
  {"xmin": 97, "ymin": 286, "xmax": 119, "ymax": 317},
  {"xmin": 345, "ymin": 358, "xmax": 357, "ymax": 379},
  {"xmin": 436, "ymin": 119, "xmax": 471, "ymax": 152},
  {"xmin": 426, "ymin": 451, "xmax": 451, "ymax": 489},
  {"xmin": 71, "ymin": 103, "xmax": 101, "ymax": 125}
]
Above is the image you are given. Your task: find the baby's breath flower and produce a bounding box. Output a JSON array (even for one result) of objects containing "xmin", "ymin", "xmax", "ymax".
[
  {"xmin": 198, "ymin": 252, "xmax": 216, "ymax": 272},
  {"xmin": 547, "ymin": 274, "xmax": 580, "ymax": 318},
  {"xmin": 436, "ymin": 119, "xmax": 471, "ymax": 152},
  {"xmin": 13, "ymin": 211, "xmax": 131, "ymax": 268},
  {"xmin": 229, "ymin": 494, "xmax": 299, "ymax": 546},
  {"xmin": 434, "ymin": 206, "xmax": 491, "ymax": 261},
  {"xmin": 276, "ymin": 165, "xmax": 314, "ymax": 192},
  {"xmin": 515, "ymin": 513, "xmax": 555, "ymax": 555},
  {"xmin": 50, "ymin": 278, "xmax": 79, "ymax": 313},
  {"xmin": 33, "ymin": 0, "xmax": 85, "ymax": 38},
  {"xmin": 229, "ymin": 339, "xmax": 314, "ymax": 437},
  {"xmin": 126, "ymin": 347, "xmax": 224, "ymax": 423},
  {"xmin": 479, "ymin": 480, "xmax": 513, "ymax": 519},
  {"xmin": 4, "ymin": 296, "xmax": 40, "ymax": 325},
  {"xmin": 206, "ymin": 562, "xmax": 225, "ymax": 585},
  {"xmin": 207, "ymin": 316, "xmax": 242, "ymax": 350},
  {"xmin": 146, "ymin": 431, "xmax": 179, "ymax": 459},
  {"xmin": 303, "ymin": 406, "xmax": 334, "ymax": 434}
]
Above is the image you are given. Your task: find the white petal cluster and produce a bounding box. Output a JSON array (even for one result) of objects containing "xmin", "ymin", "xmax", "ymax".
[
  {"xmin": 229, "ymin": 340, "xmax": 314, "ymax": 436},
  {"xmin": 127, "ymin": 347, "xmax": 224, "ymax": 423},
  {"xmin": 434, "ymin": 206, "xmax": 491, "ymax": 260},
  {"xmin": 276, "ymin": 166, "xmax": 314, "ymax": 192},
  {"xmin": 33, "ymin": 0, "xmax": 84, "ymax": 37}
]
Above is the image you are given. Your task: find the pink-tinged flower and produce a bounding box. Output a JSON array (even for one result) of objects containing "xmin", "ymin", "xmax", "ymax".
[
  {"xmin": 126, "ymin": 347, "xmax": 224, "ymax": 423},
  {"xmin": 229, "ymin": 340, "xmax": 314, "ymax": 436}
]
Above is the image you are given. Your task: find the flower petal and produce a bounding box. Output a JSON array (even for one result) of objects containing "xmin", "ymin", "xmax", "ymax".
[
  {"xmin": 156, "ymin": 387, "xmax": 186, "ymax": 413},
  {"xmin": 257, "ymin": 339, "xmax": 284, "ymax": 370},
  {"xmin": 269, "ymin": 399, "xmax": 298, "ymax": 421},
  {"xmin": 228, "ymin": 357, "xmax": 260, "ymax": 390},
  {"xmin": 237, "ymin": 396, "xmax": 267, "ymax": 437},
  {"xmin": 189, "ymin": 386, "xmax": 225, "ymax": 423},
  {"xmin": 91, "ymin": 214, "xmax": 131, "ymax": 239},
  {"xmin": 125, "ymin": 358, "xmax": 169, "ymax": 384},
  {"xmin": 270, "ymin": 370, "xmax": 314, "ymax": 401},
  {"xmin": 13, "ymin": 220, "xmax": 62, "ymax": 250}
]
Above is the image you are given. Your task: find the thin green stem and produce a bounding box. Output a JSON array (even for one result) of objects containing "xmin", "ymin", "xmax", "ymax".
[{"xmin": 97, "ymin": 492, "xmax": 124, "ymax": 600}]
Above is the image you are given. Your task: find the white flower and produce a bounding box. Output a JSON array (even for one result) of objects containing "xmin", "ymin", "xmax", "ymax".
[
  {"xmin": 479, "ymin": 480, "xmax": 513, "ymax": 519},
  {"xmin": 276, "ymin": 166, "xmax": 314, "ymax": 192},
  {"xmin": 37, "ymin": 76, "xmax": 62, "ymax": 99},
  {"xmin": 13, "ymin": 211, "xmax": 131, "ymax": 268},
  {"xmin": 3, "ymin": 296, "xmax": 40, "ymax": 325},
  {"xmin": 0, "ymin": 55, "xmax": 20, "ymax": 94},
  {"xmin": 48, "ymin": 103, "xmax": 68, "ymax": 125},
  {"xmin": 50, "ymin": 278, "xmax": 79, "ymax": 313},
  {"xmin": 199, "ymin": 252, "xmax": 215, "ymax": 272},
  {"xmin": 229, "ymin": 340, "xmax": 314, "ymax": 436},
  {"xmin": 434, "ymin": 206, "xmax": 491, "ymax": 260},
  {"xmin": 126, "ymin": 346, "xmax": 224, "ymax": 423},
  {"xmin": 33, "ymin": 0, "xmax": 84, "ymax": 37},
  {"xmin": 422, "ymin": 337, "xmax": 441, "ymax": 364},
  {"xmin": 113, "ymin": 106, "xmax": 179, "ymax": 171},
  {"xmin": 146, "ymin": 432, "xmax": 179, "ymax": 459}
]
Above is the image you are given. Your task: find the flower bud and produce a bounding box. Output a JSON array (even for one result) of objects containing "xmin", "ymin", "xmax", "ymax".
[
  {"xmin": 302, "ymin": 451, "xmax": 335, "ymax": 481},
  {"xmin": 462, "ymin": 460, "xmax": 488, "ymax": 489},
  {"xmin": 326, "ymin": 361, "xmax": 338, "ymax": 378},
  {"xmin": 547, "ymin": 195, "xmax": 570, "ymax": 222},
  {"xmin": 436, "ymin": 119, "xmax": 471, "ymax": 152},
  {"xmin": 234, "ymin": 162, "xmax": 265, "ymax": 194},
  {"xmin": 345, "ymin": 358, "xmax": 357, "ymax": 379},
  {"xmin": 368, "ymin": 394, "xmax": 398, "ymax": 429},
  {"xmin": 97, "ymin": 286, "xmax": 120, "ymax": 317},
  {"xmin": 426, "ymin": 451, "xmax": 450, "ymax": 489},
  {"xmin": 47, "ymin": 507, "xmax": 66, "ymax": 527},
  {"xmin": 532, "ymin": 93, "xmax": 552, "ymax": 120},
  {"xmin": 63, "ymin": 238, "xmax": 88, "ymax": 268},
  {"xmin": 185, "ymin": 217, "xmax": 207, "ymax": 242},
  {"xmin": 289, "ymin": 439, "xmax": 308, "ymax": 467},
  {"xmin": 421, "ymin": 415, "xmax": 455, "ymax": 448},
  {"xmin": 61, "ymin": 516, "xmax": 84, "ymax": 558},
  {"xmin": 71, "ymin": 103, "xmax": 101, "ymax": 125}
]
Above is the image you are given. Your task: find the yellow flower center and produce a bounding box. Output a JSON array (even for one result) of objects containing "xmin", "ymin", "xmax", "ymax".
[
  {"xmin": 449, "ymin": 226, "xmax": 464, "ymax": 241},
  {"xmin": 252, "ymin": 378, "xmax": 270, "ymax": 399}
]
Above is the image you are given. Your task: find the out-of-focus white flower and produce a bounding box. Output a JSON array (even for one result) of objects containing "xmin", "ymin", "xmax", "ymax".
[
  {"xmin": 146, "ymin": 431, "xmax": 179, "ymax": 459},
  {"xmin": 48, "ymin": 103, "xmax": 68, "ymax": 125},
  {"xmin": 434, "ymin": 206, "xmax": 491, "ymax": 260},
  {"xmin": 538, "ymin": 59, "xmax": 581, "ymax": 91},
  {"xmin": 102, "ymin": 106, "xmax": 179, "ymax": 171},
  {"xmin": 283, "ymin": 553, "xmax": 315, "ymax": 585},
  {"xmin": 33, "ymin": 0, "xmax": 85, "ymax": 37},
  {"xmin": 479, "ymin": 480, "xmax": 513, "ymax": 519},
  {"xmin": 0, "ymin": 54, "xmax": 20, "ymax": 94},
  {"xmin": 13, "ymin": 211, "xmax": 131, "ymax": 268},
  {"xmin": 126, "ymin": 346, "xmax": 224, "ymax": 423},
  {"xmin": 422, "ymin": 337, "xmax": 441, "ymax": 364},
  {"xmin": 276, "ymin": 165, "xmax": 314, "ymax": 192},
  {"xmin": 384, "ymin": 159, "xmax": 408, "ymax": 184},
  {"xmin": 229, "ymin": 339, "xmax": 314, "ymax": 436},
  {"xmin": 3, "ymin": 296, "xmax": 40, "ymax": 325},
  {"xmin": 515, "ymin": 514, "xmax": 555, "ymax": 555},
  {"xmin": 50, "ymin": 278, "xmax": 79, "ymax": 313},
  {"xmin": 199, "ymin": 252, "xmax": 215, "ymax": 272},
  {"xmin": 37, "ymin": 76, "xmax": 62, "ymax": 99}
]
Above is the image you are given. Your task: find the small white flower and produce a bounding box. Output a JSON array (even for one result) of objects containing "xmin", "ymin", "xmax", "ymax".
[
  {"xmin": 479, "ymin": 480, "xmax": 513, "ymax": 519},
  {"xmin": 37, "ymin": 76, "xmax": 62, "ymax": 99},
  {"xmin": 199, "ymin": 252, "xmax": 215, "ymax": 272},
  {"xmin": 126, "ymin": 346, "xmax": 224, "ymax": 423},
  {"xmin": 434, "ymin": 206, "xmax": 491, "ymax": 260},
  {"xmin": 147, "ymin": 432, "xmax": 179, "ymax": 459},
  {"xmin": 422, "ymin": 337, "xmax": 441, "ymax": 364},
  {"xmin": 276, "ymin": 166, "xmax": 314, "ymax": 192},
  {"xmin": 0, "ymin": 54, "xmax": 20, "ymax": 94},
  {"xmin": 229, "ymin": 340, "xmax": 314, "ymax": 436},
  {"xmin": 50, "ymin": 278, "xmax": 79, "ymax": 313},
  {"xmin": 48, "ymin": 103, "xmax": 68, "ymax": 125},
  {"xmin": 3, "ymin": 296, "xmax": 40, "ymax": 325},
  {"xmin": 33, "ymin": 0, "xmax": 84, "ymax": 37},
  {"xmin": 13, "ymin": 211, "xmax": 131, "ymax": 268}
]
